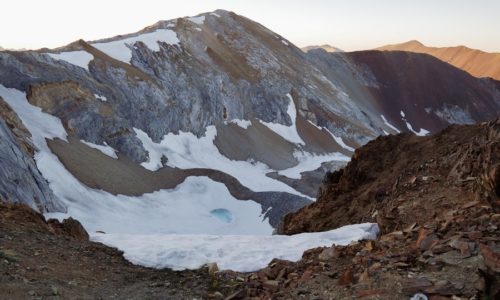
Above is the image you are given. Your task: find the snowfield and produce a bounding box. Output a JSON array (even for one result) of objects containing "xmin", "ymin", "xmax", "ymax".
[
  {"xmin": 400, "ymin": 110, "xmax": 430, "ymax": 136},
  {"xmin": 133, "ymin": 126, "xmax": 311, "ymax": 198},
  {"xmin": 380, "ymin": 114, "xmax": 401, "ymax": 133},
  {"xmin": 278, "ymin": 151, "xmax": 349, "ymax": 179},
  {"xmin": 92, "ymin": 29, "xmax": 180, "ymax": 64},
  {"xmin": 80, "ymin": 140, "xmax": 118, "ymax": 159},
  {"xmin": 93, "ymin": 223, "xmax": 379, "ymax": 272},
  {"xmin": 46, "ymin": 50, "xmax": 94, "ymax": 71},
  {"xmin": 260, "ymin": 94, "xmax": 305, "ymax": 145}
]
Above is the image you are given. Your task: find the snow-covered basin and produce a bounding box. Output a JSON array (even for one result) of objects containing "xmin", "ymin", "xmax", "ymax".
[
  {"xmin": 0, "ymin": 84, "xmax": 377, "ymax": 272},
  {"xmin": 92, "ymin": 223, "xmax": 379, "ymax": 272}
]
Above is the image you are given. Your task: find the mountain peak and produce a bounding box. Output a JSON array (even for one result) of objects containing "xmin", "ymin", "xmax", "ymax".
[
  {"xmin": 301, "ymin": 44, "xmax": 343, "ymax": 53},
  {"xmin": 403, "ymin": 39, "xmax": 424, "ymax": 46}
]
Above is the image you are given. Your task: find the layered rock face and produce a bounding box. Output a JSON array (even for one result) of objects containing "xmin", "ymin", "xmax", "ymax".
[
  {"xmin": 0, "ymin": 98, "xmax": 63, "ymax": 212},
  {"xmin": 0, "ymin": 10, "xmax": 499, "ymax": 221}
]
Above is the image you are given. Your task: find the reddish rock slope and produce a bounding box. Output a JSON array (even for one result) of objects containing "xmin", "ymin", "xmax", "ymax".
[{"xmin": 377, "ymin": 40, "xmax": 500, "ymax": 81}]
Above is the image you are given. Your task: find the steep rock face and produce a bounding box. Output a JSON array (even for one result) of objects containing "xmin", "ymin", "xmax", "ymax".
[
  {"xmin": 377, "ymin": 40, "xmax": 500, "ymax": 80},
  {"xmin": 347, "ymin": 50, "xmax": 500, "ymax": 132},
  {"xmin": 0, "ymin": 98, "xmax": 63, "ymax": 212},
  {"xmin": 280, "ymin": 119, "xmax": 500, "ymax": 234},
  {"xmin": 306, "ymin": 49, "xmax": 500, "ymax": 135}
]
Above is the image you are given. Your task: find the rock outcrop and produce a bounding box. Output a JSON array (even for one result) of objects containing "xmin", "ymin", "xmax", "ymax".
[
  {"xmin": 0, "ymin": 98, "xmax": 63, "ymax": 212},
  {"xmin": 280, "ymin": 119, "xmax": 500, "ymax": 234}
]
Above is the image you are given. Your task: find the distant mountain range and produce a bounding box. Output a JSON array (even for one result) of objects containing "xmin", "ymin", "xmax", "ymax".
[
  {"xmin": 377, "ymin": 40, "xmax": 500, "ymax": 80},
  {"xmin": 301, "ymin": 44, "xmax": 343, "ymax": 53}
]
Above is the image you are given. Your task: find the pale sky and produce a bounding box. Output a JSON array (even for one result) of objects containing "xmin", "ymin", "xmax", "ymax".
[{"xmin": 1, "ymin": 0, "xmax": 499, "ymax": 52}]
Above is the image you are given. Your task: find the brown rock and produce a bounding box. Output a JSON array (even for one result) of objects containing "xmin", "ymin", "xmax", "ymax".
[
  {"xmin": 299, "ymin": 269, "xmax": 313, "ymax": 283},
  {"xmin": 479, "ymin": 243, "xmax": 500, "ymax": 272},
  {"xmin": 355, "ymin": 289, "xmax": 385, "ymax": 298},
  {"xmin": 448, "ymin": 239, "xmax": 473, "ymax": 258},
  {"xmin": 262, "ymin": 280, "xmax": 279, "ymax": 292},
  {"xmin": 287, "ymin": 272, "xmax": 299, "ymax": 280},
  {"xmin": 206, "ymin": 262, "xmax": 219, "ymax": 275},
  {"xmin": 402, "ymin": 277, "xmax": 433, "ymax": 294},
  {"xmin": 431, "ymin": 243, "xmax": 453, "ymax": 255},
  {"xmin": 429, "ymin": 296, "xmax": 451, "ymax": 300},
  {"xmin": 417, "ymin": 230, "xmax": 439, "ymax": 251},
  {"xmin": 424, "ymin": 280, "xmax": 461, "ymax": 295},
  {"xmin": 358, "ymin": 268, "xmax": 370, "ymax": 283},
  {"xmin": 337, "ymin": 267, "xmax": 354, "ymax": 286},
  {"xmin": 318, "ymin": 246, "xmax": 336, "ymax": 261},
  {"xmin": 368, "ymin": 262, "xmax": 382, "ymax": 272},
  {"xmin": 47, "ymin": 218, "xmax": 89, "ymax": 241},
  {"xmin": 461, "ymin": 200, "xmax": 480, "ymax": 209}
]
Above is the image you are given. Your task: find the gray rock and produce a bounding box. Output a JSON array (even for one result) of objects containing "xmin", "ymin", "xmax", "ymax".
[{"xmin": 0, "ymin": 98, "xmax": 64, "ymax": 212}]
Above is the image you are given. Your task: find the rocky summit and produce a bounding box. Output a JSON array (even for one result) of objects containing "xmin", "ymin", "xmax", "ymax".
[{"xmin": 0, "ymin": 8, "xmax": 499, "ymax": 300}]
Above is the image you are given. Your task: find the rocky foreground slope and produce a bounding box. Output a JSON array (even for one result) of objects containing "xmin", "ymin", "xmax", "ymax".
[
  {"xmin": 0, "ymin": 203, "xmax": 226, "ymax": 299},
  {"xmin": 257, "ymin": 119, "xmax": 499, "ymax": 299}
]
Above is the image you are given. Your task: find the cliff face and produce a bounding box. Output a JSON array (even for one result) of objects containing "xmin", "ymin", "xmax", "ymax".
[{"xmin": 0, "ymin": 97, "xmax": 63, "ymax": 212}]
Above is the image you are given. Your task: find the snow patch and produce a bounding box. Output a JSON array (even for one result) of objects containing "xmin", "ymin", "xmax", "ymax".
[
  {"xmin": 94, "ymin": 94, "xmax": 107, "ymax": 102},
  {"xmin": 133, "ymin": 128, "xmax": 165, "ymax": 170},
  {"xmin": 0, "ymin": 85, "xmax": 67, "ymax": 144},
  {"xmin": 92, "ymin": 223, "xmax": 379, "ymax": 272},
  {"xmin": 281, "ymin": 40, "xmax": 289, "ymax": 46},
  {"xmin": 92, "ymin": 29, "xmax": 180, "ymax": 64},
  {"xmin": 210, "ymin": 12, "xmax": 221, "ymax": 18},
  {"xmin": 404, "ymin": 121, "xmax": 429, "ymax": 136},
  {"xmin": 400, "ymin": 110, "xmax": 430, "ymax": 136},
  {"xmin": 380, "ymin": 115, "xmax": 401, "ymax": 134},
  {"xmin": 46, "ymin": 51, "xmax": 94, "ymax": 71},
  {"xmin": 133, "ymin": 126, "xmax": 310, "ymax": 198},
  {"xmin": 260, "ymin": 94, "xmax": 305, "ymax": 145},
  {"xmin": 80, "ymin": 140, "xmax": 118, "ymax": 159},
  {"xmin": 433, "ymin": 105, "xmax": 475, "ymax": 124},
  {"xmin": 306, "ymin": 120, "xmax": 355, "ymax": 152},
  {"xmin": 324, "ymin": 129, "xmax": 355, "ymax": 152},
  {"xmin": 228, "ymin": 119, "xmax": 252, "ymax": 129},
  {"xmin": 278, "ymin": 151, "xmax": 350, "ymax": 179},
  {"xmin": 187, "ymin": 16, "xmax": 205, "ymax": 25}
]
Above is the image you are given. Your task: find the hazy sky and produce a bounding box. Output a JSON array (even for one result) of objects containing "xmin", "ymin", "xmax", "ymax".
[{"xmin": 2, "ymin": 0, "xmax": 499, "ymax": 52}]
